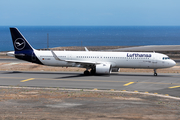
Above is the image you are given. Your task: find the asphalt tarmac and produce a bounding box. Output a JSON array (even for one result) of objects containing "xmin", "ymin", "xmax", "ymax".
[
  {"xmin": 0, "ymin": 71, "xmax": 180, "ymax": 97},
  {"xmin": 0, "ymin": 58, "xmax": 27, "ymax": 63}
]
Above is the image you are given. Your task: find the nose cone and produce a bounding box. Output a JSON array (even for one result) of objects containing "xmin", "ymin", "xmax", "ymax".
[{"xmin": 170, "ymin": 60, "xmax": 176, "ymax": 67}]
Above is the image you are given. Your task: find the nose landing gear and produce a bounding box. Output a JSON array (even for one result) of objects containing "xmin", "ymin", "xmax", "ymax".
[{"xmin": 154, "ymin": 69, "xmax": 157, "ymax": 76}]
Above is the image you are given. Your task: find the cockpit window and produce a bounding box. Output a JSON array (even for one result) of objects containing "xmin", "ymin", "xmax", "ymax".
[{"xmin": 162, "ymin": 57, "xmax": 170, "ymax": 60}]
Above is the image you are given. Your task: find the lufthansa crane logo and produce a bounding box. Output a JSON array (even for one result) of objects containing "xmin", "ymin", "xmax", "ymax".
[{"xmin": 14, "ymin": 38, "xmax": 26, "ymax": 50}]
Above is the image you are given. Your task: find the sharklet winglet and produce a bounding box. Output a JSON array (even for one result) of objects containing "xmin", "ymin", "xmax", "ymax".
[
  {"xmin": 85, "ymin": 47, "xmax": 89, "ymax": 52},
  {"xmin": 50, "ymin": 50, "xmax": 63, "ymax": 61}
]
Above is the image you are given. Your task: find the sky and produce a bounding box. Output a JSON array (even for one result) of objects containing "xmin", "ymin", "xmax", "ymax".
[{"xmin": 0, "ymin": 0, "xmax": 180, "ymax": 26}]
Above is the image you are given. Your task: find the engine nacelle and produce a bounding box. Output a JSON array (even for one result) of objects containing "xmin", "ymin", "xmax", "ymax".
[
  {"xmin": 96, "ymin": 63, "xmax": 112, "ymax": 74},
  {"xmin": 112, "ymin": 68, "xmax": 120, "ymax": 72}
]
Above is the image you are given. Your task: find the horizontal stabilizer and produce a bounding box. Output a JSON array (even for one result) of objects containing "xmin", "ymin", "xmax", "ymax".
[{"xmin": 7, "ymin": 51, "xmax": 25, "ymax": 57}]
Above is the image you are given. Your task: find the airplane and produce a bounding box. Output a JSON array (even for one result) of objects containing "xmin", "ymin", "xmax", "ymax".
[{"xmin": 7, "ymin": 27, "xmax": 176, "ymax": 76}]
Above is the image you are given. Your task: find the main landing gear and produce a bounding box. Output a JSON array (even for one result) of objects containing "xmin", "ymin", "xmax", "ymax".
[
  {"xmin": 90, "ymin": 68, "xmax": 96, "ymax": 75},
  {"xmin": 154, "ymin": 69, "xmax": 157, "ymax": 76},
  {"xmin": 84, "ymin": 70, "xmax": 90, "ymax": 75},
  {"xmin": 84, "ymin": 68, "xmax": 96, "ymax": 75}
]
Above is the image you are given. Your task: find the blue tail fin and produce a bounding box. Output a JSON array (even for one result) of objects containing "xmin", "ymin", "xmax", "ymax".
[
  {"xmin": 10, "ymin": 28, "xmax": 34, "ymax": 51},
  {"xmin": 9, "ymin": 27, "xmax": 43, "ymax": 65}
]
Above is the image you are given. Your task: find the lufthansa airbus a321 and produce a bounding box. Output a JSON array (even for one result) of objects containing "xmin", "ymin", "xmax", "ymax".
[{"xmin": 7, "ymin": 28, "xmax": 176, "ymax": 76}]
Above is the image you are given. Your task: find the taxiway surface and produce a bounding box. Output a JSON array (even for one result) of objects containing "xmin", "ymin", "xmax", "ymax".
[{"xmin": 0, "ymin": 71, "xmax": 180, "ymax": 97}]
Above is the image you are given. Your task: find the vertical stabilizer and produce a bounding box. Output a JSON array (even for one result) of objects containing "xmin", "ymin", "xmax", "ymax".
[
  {"xmin": 10, "ymin": 28, "xmax": 34, "ymax": 51},
  {"xmin": 9, "ymin": 27, "xmax": 43, "ymax": 65}
]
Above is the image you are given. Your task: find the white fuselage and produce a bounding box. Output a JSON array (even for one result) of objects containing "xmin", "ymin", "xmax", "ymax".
[{"xmin": 34, "ymin": 50, "xmax": 176, "ymax": 69}]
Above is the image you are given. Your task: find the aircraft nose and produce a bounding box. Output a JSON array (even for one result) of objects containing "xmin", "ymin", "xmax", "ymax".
[{"xmin": 170, "ymin": 60, "xmax": 176, "ymax": 67}]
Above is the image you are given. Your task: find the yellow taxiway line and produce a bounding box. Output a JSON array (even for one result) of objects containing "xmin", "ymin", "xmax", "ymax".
[
  {"xmin": 169, "ymin": 85, "xmax": 180, "ymax": 89},
  {"xmin": 123, "ymin": 82, "xmax": 134, "ymax": 86},
  {"xmin": 21, "ymin": 78, "xmax": 35, "ymax": 82}
]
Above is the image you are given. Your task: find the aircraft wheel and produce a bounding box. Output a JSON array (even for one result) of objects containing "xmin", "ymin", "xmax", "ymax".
[
  {"xmin": 154, "ymin": 73, "xmax": 157, "ymax": 76},
  {"xmin": 84, "ymin": 71, "xmax": 90, "ymax": 75},
  {"xmin": 90, "ymin": 69, "xmax": 96, "ymax": 75},
  {"xmin": 153, "ymin": 69, "xmax": 157, "ymax": 76}
]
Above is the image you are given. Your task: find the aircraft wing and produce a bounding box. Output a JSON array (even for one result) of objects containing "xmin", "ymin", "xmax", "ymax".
[
  {"xmin": 51, "ymin": 50, "xmax": 100, "ymax": 65},
  {"xmin": 64, "ymin": 60, "xmax": 101, "ymax": 64}
]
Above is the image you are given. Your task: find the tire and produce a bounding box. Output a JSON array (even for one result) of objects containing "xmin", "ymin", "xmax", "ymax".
[
  {"xmin": 90, "ymin": 69, "xmax": 96, "ymax": 75},
  {"xmin": 84, "ymin": 71, "xmax": 90, "ymax": 75}
]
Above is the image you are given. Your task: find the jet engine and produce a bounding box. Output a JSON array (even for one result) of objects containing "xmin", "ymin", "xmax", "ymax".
[{"xmin": 95, "ymin": 63, "xmax": 112, "ymax": 74}]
